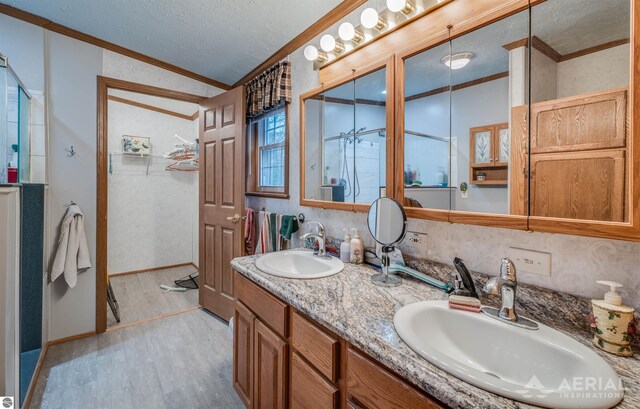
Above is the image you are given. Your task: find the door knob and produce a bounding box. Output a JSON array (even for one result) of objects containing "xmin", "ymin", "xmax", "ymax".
[{"xmin": 226, "ymin": 213, "xmax": 245, "ymax": 223}]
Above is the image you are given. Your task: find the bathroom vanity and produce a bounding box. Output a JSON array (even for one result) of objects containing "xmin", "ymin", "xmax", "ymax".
[
  {"xmin": 231, "ymin": 260, "xmax": 444, "ymax": 409},
  {"xmin": 231, "ymin": 253, "xmax": 640, "ymax": 409}
]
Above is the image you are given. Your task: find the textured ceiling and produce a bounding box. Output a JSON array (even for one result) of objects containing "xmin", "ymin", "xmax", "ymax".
[{"xmin": 2, "ymin": 0, "xmax": 342, "ymax": 85}]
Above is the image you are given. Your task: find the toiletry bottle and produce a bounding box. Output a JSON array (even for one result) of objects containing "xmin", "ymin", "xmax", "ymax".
[
  {"xmin": 350, "ymin": 228, "xmax": 364, "ymax": 264},
  {"xmin": 340, "ymin": 229, "xmax": 351, "ymax": 263},
  {"xmin": 590, "ymin": 280, "xmax": 636, "ymax": 356}
]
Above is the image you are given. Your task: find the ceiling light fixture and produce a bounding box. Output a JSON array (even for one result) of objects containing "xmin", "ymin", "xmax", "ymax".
[
  {"xmin": 338, "ymin": 22, "xmax": 364, "ymax": 43},
  {"xmin": 441, "ymin": 52, "xmax": 474, "ymax": 69},
  {"xmin": 304, "ymin": 45, "xmax": 327, "ymax": 62},
  {"xmin": 386, "ymin": 0, "xmax": 415, "ymax": 15},
  {"xmin": 361, "ymin": 8, "xmax": 387, "ymax": 31},
  {"xmin": 320, "ymin": 34, "xmax": 345, "ymax": 53}
]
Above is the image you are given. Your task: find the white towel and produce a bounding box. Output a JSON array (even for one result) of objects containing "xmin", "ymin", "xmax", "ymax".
[{"xmin": 51, "ymin": 204, "xmax": 91, "ymax": 288}]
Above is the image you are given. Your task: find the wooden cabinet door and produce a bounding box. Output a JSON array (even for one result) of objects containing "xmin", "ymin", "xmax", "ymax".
[
  {"xmin": 494, "ymin": 123, "xmax": 510, "ymax": 166},
  {"xmin": 530, "ymin": 89, "xmax": 627, "ymax": 154},
  {"xmin": 199, "ymin": 86, "xmax": 245, "ymax": 320},
  {"xmin": 254, "ymin": 320, "xmax": 287, "ymax": 409},
  {"xmin": 234, "ymin": 302, "xmax": 255, "ymax": 408},
  {"xmin": 469, "ymin": 125, "xmax": 494, "ymax": 167},
  {"xmin": 530, "ymin": 150, "xmax": 625, "ymax": 222}
]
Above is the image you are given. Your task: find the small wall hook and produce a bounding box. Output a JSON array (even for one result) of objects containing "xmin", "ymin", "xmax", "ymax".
[{"xmin": 66, "ymin": 146, "xmax": 76, "ymax": 157}]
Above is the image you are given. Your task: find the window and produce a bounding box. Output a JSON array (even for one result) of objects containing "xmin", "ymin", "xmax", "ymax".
[{"xmin": 247, "ymin": 107, "xmax": 289, "ymax": 197}]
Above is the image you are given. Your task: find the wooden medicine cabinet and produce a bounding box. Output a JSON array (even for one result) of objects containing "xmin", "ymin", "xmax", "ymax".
[{"xmin": 300, "ymin": 0, "xmax": 640, "ymax": 241}]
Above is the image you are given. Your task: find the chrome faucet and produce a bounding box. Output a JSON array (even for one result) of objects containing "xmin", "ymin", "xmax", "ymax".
[
  {"xmin": 481, "ymin": 258, "xmax": 538, "ymax": 330},
  {"xmin": 301, "ymin": 221, "xmax": 327, "ymax": 257}
]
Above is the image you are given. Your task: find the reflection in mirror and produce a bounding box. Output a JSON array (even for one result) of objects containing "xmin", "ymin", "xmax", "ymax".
[
  {"xmin": 354, "ymin": 68, "xmax": 387, "ymax": 204},
  {"xmin": 403, "ymin": 42, "xmax": 451, "ymax": 210},
  {"xmin": 449, "ymin": 10, "xmax": 529, "ymax": 215},
  {"xmin": 322, "ymin": 81, "xmax": 354, "ymax": 203},
  {"xmin": 367, "ymin": 197, "xmax": 407, "ymax": 287},
  {"xmin": 530, "ymin": 0, "xmax": 630, "ymax": 222},
  {"xmin": 304, "ymin": 68, "xmax": 387, "ymax": 205}
]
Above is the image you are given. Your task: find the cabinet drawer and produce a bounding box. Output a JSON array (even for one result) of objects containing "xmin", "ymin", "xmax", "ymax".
[
  {"xmin": 291, "ymin": 310, "xmax": 339, "ymax": 382},
  {"xmin": 290, "ymin": 352, "xmax": 338, "ymax": 409},
  {"xmin": 234, "ymin": 271, "xmax": 288, "ymax": 337},
  {"xmin": 346, "ymin": 348, "xmax": 443, "ymax": 409}
]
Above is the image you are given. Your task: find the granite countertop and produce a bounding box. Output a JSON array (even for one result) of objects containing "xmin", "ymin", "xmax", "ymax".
[{"xmin": 231, "ymin": 250, "xmax": 640, "ymax": 409}]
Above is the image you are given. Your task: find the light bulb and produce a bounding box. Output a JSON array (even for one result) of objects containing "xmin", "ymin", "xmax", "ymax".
[
  {"xmin": 339, "ymin": 22, "xmax": 355, "ymax": 41},
  {"xmin": 361, "ymin": 8, "xmax": 379, "ymax": 29},
  {"xmin": 320, "ymin": 34, "xmax": 336, "ymax": 52},
  {"xmin": 304, "ymin": 45, "xmax": 319, "ymax": 61},
  {"xmin": 387, "ymin": 0, "xmax": 408, "ymax": 13}
]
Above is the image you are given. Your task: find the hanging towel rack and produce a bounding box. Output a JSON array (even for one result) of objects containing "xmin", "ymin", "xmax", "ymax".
[{"xmin": 257, "ymin": 208, "xmax": 305, "ymax": 224}]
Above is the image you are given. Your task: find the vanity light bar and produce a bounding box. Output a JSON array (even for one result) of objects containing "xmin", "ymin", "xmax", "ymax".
[{"xmin": 303, "ymin": 0, "xmax": 426, "ymax": 65}]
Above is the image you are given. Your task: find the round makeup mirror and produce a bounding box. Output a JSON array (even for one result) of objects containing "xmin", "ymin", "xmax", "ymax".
[{"xmin": 367, "ymin": 197, "xmax": 407, "ymax": 287}]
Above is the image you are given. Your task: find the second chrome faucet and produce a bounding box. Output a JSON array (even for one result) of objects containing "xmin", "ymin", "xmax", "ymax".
[{"xmin": 482, "ymin": 258, "xmax": 538, "ymax": 330}]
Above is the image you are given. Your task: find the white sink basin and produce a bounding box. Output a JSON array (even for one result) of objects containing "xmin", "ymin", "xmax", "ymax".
[
  {"xmin": 394, "ymin": 301, "xmax": 623, "ymax": 409},
  {"xmin": 255, "ymin": 250, "xmax": 344, "ymax": 279}
]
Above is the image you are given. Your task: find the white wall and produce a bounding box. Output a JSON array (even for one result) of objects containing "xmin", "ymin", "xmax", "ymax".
[
  {"xmin": 247, "ymin": 40, "xmax": 640, "ymax": 311},
  {"xmin": 0, "ymin": 16, "xmax": 44, "ymax": 91},
  {"xmin": 1, "ymin": 14, "xmax": 222, "ymax": 341},
  {"xmin": 46, "ymin": 31, "xmax": 103, "ymax": 341},
  {"xmin": 107, "ymin": 100, "xmax": 198, "ymax": 274}
]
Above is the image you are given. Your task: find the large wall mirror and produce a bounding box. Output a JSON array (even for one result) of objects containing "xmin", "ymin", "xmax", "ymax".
[
  {"xmin": 401, "ymin": 10, "xmax": 529, "ymax": 219},
  {"xmin": 402, "ymin": 42, "xmax": 452, "ymax": 213},
  {"xmin": 310, "ymin": 0, "xmax": 638, "ymax": 240},
  {"xmin": 529, "ymin": 0, "xmax": 630, "ymax": 223},
  {"xmin": 302, "ymin": 60, "xmax": 391, "ymax": 211},
  {"xmin": 394, "ymin": 0, "xmax": 635, "ymax": 237}
]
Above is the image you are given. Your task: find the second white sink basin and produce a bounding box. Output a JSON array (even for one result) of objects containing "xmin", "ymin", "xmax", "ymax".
[
  {"xmin": 394, "ymin": 300, "xmax": 623, "ymax": 409},
  {"xmin": 255, "ymin": 250, "xmax": 344, "ymax": 279}
]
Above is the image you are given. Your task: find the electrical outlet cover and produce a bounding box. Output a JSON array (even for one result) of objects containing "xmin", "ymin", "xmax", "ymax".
[
  {"xmin": 400, "ymin": 231, "xmax": 428, "ymax": 258},
  {"xmin": 509, "ymin": 247, "xmax": 551, "ymax": 277}
]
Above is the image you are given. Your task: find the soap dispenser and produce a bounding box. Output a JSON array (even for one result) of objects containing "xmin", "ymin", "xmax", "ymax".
[
  {"xmin": 350, "ymin": 228, "xmax": 364, "ymax": 264},
  {"xmin": 340, "ymin": 229, "xmax": 351, "ymax": 263},
  {"xmin": 590, "ymin": 281, "xmax": 636, "ymax": 356}
]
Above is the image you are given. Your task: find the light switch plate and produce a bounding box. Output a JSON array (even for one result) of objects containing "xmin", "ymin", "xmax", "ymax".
[{"xmin": 509, "ymin": 247, "xmax": 551, "ymax": 277}]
